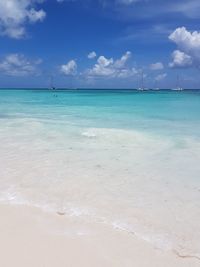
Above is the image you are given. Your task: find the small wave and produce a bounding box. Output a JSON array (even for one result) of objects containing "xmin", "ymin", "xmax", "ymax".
[
  {"xmin": 1, "ymin": 189, "xmax": 198, "ymax": 257},
  {"xmin": 112, "ymin": 221, "xmax": 173, "ymax": 251},
  {"xmin": 81, "ymin": 131, "xmax": 97, "ymax": 138}
]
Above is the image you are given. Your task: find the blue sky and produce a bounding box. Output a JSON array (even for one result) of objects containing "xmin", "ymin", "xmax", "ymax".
[{"xmin": 0, "ymin": 0, "xmax": 200, "ymax": 88}]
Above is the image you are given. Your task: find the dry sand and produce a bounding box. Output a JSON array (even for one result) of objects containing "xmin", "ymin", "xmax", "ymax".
[{"xmin": 0, "ymin": 203, "xmax": 199, "ymax": 267}]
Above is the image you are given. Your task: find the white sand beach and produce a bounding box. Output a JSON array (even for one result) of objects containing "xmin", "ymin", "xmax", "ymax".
[
  {"xmin": 1, "ymin": 0, "xmax": 200, "ymax": 263},
  {"xmin": 0, "ymin": 203, "xmax": 200, "ymax": 267},
  {"xmin": 1, "ymin": 90, "xmax": 200, "ymax": 266}
]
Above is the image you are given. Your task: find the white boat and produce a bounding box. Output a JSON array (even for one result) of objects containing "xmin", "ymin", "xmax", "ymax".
[
  {"xmin": 137, "ymin": 71, "xmax": 149, "ymax": 91},
  {"xmin": 171, "ymin": 87, "xmax": 183, "ymax": 91},
  {"xmin": 172, "ymin": 75, "xmax": 183, "ymax": 91}
]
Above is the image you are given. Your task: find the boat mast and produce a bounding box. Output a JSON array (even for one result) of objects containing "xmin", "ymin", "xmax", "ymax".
[
  {"xmin": 140, "ymin": 70, "xmax": 145, "ymax": 90},
  {"xmin": 154, "ymin": 80, "xmax": 159, "ymax": 90},
  {"xmin": 138, "ymin": 70, "xmax": 145, "ymax": 90},
  {"xmin": 176, "ymin": 75, "xmax": 182, "ymax": 90}
]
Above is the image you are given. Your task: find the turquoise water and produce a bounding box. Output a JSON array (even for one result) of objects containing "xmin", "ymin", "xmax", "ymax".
[
  {"xmin": 1, "ymin": 89, "xmax": 200, "ymax": 137},
  {"xmin": 0, "ymin": 89, "xmax": 200, "ymax": 255}
]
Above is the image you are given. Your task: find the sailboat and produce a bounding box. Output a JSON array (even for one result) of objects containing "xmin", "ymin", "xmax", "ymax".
[
  {"xmin": 137, "ymin": 71, "xmax": 148, "ymax": 91},
  {"xmin": 172, "ymin": 75, "xmax": 183, "ymax": 91}
]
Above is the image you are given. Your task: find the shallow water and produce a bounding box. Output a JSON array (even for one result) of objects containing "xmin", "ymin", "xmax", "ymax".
[{"xmin": 0, "ymin": 89, "xmax": 200, "ymax": 255}]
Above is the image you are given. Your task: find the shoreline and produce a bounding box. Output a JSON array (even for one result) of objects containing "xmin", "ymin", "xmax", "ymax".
[
  {"xmin": 0, "ymin": 203, "xmax": 199, "ymax": 267},
  {"xmin": 1, "ymin": 90, "xmax": 200, "ymax": 266}
]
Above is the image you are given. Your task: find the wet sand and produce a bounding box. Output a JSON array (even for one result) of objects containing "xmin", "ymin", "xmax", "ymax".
[{"xmin": 0, "ymin": 203, "xmax": 199, "ymax": 267}]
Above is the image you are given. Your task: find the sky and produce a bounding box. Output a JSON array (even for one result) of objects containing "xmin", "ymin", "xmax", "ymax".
[{"xmin": 0, "ymin": 0, "xmax": 200, "ymax": 89}]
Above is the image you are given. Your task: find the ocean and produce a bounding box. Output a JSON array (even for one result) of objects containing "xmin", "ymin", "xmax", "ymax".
[{"xmin": 0, "ymin": 89, "xmax": 200, "ymax": 256}]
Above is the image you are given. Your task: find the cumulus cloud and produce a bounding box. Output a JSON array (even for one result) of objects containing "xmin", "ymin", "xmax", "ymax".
[
  {"xmin": 150, "ymin": 62, "xmax": 164, "ymax": 70},
  {"xmin": 0, "ymin": 53, "xmax": 42, "ymax": 76},
  {"xmin": 88, "ymin": 51, "xmax": 97, "ymax": 59},
  {"xmin": 169, "ymin": 27, "xmax": 200, "ymax": 68},
  {"xmin": 87, "ymin": 51, "xmax": 137, "ymax": 78},
  {"xmin": 0, "ymin": 0, "xmax": 46, "ymax": 39},
  {"xmin": 169, "ymin": 50, "xmax": 193, "ymax": 68},
  {"xmin": 60, "ymin": 59, "xmax": 77, "ymax": 75},
  {"xmin": 114, "ymin": 51, "xmax": 131, "ymax": 68}
]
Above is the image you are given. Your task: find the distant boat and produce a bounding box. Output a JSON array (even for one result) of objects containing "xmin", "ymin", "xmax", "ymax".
[
  {"xmin": 137, "ymin": 71, "xmax": 149, "ymax": 91},
  {"xmin": 171, "ymin": 87, "xmax": 183, "ymax": 91},
  {"xmin": 49, "ymin": 75, "xmax": 56, "ymax": 90},
  {"xmin": 172, "ymin": 75, "xmax": 183, "ymax": 91}
]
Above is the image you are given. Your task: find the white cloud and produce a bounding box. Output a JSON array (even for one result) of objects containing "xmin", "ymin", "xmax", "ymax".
[
  {"xmin": 169, "ymin": 27, "xmax": 200, "ymax": 55},
  {"xmin": 155, "ymin": 73, "xmax": 167, "ymax": 81},
  {"xmin": 150, "ymin": 62, "xmax": 164, "ymax": 70},
  {"xmin": 0, "ymin": 0, "xmax": 46, "ymax": 39},
  {"xmin": 114, "ymin": 51, "xmax": 131, "ymax": 68},
  {"xmin": 169, "ymin": 50, "xmax": 193, "ymax": 68},
  {"xmin": 0, "ymin": 53, "xmax": 42, "ymax": 76},
  {"xmin": 87, "ymin": 51, "xmax": 137, "ymax": 78},
  {"xmin": 88, "ymin": 56, "xmax": 115, "ymax": 77},
  {"xmin": 60, "ymin": 59, "xmax": 77, "ymax": 75},
  {"xmin": 88, "ymin": 51, "xmax": 97, "ymax": 59},
  {"xmin": 169, "ymin": 27, "xmax": 200, "ymax": 68},
  {"xmin": 97, "ymin": 56, "xmax": 114, "ymax": 67}
]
